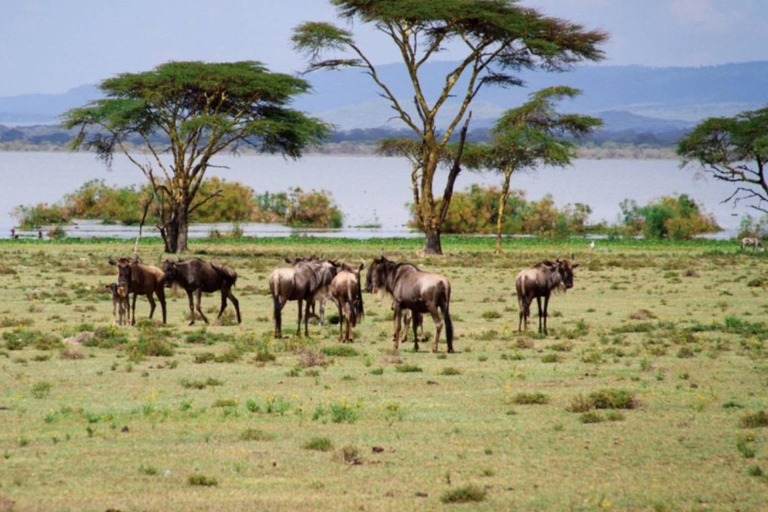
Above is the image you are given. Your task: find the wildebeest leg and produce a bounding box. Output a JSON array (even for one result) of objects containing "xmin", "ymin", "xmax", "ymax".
[
  {"xmin": 217, "ymin": 288, "xmax": 228, "ymax": 321},
  {"xmin": 337, "ymin": 301, "xmax": 344, "ymax": 342},
  {"xmin": 392, "ymin": 303, "xmax": 403, "ymax": 351},
  {"xmin": 304, "ymin": 299, "xmax": 311, "ymax": 337},
  {"xmin": 148, "ymin": 293, "xmax": 157, "ymax": 321},
  {"xmin": 413, "ymin": 313, "xmax": 420, "ymax": 351},
  {"xmin": 428, "ymin": 304, "xmax": 443, "ymax": 353},
  {"xmin": 543, "ymin": 293, "xmax": 550, "ymax": 335},
  {"xmin": 536, "ymin": 296, "xmax": 543, "ymax": 333},
  {"xmin": 274, "ymin": 297, "xmax": 287, "ymax": 338},
  {"xmin": 112, "ymin": 299, "xmax": 118, "ymax": 325},
  {"xmin": 186, "ymin": 290, "xmax": 196, "ymax": 326},
  {"xmin": 319, "ymin": 296, "xmax": 327, "ymax": 326},
  {"xmin": 194, "ymin": 289, "xmax": 209, "ymax": 325},
  {"xmin": 157, "ymin": 286, "xmax": 167, "ymax": 324},
  {"xmin": 227, "ymin": 289, "xmax": 241, "ymax": 324},
  {"xmin": 296, "ymin": 299, "xmax": 303, "ymax": 336},
  {"xmin": 131, "ymin": 294, "xmax": 138, "ymax": 326}
]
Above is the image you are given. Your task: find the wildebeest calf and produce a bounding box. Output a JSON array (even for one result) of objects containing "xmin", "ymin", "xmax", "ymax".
[
  {"xmin": 107, "ymin": 283, "xmax": 130, "ymax": 326},
  {"xmin": 329, "ymin": 261, "xmax": 365, "ymax": 342},
  {"xmin": 516, "ymin": 257, "xmax": 579, "ymax": 335}
]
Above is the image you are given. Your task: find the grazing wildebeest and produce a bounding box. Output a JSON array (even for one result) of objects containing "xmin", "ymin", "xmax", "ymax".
[
  {"xmin": 269, "ymin": 257, "xmax": 339, "ymax": 338},
  {"xmin": 741, "ymin": 237, "xmax": 765, "ymax": 252},
  {"xmin": 163, "ymin": 258, "xmax": 241, "ymax": 326},
  {"xmin": 365, "ymin": 256, "xmax": 454, "ymax": 353},
  {"xmin": 329, "ymin": 261, "xmax": 365, "ymax": 342},
  {"xmin": 106, "ymin": 283, "xmax": 130, "ymax": 326},
  {"xmin": 109, "ymin": 257, "xmax": 167, "ymax": 325},
  {"xmin": 516, "ymin": 257, "xmax": 579, "ymax": 335}
]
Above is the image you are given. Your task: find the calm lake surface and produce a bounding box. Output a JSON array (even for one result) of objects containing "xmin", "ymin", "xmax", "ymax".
[{"xmin": 0, "ymin": 152, "xmax": 750, "ymax": 239}]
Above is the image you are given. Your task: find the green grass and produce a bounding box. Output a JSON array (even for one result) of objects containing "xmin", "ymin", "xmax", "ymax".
[{"xmin": 0, "ymin": 238, "xmax": 767, "ymax": 510}]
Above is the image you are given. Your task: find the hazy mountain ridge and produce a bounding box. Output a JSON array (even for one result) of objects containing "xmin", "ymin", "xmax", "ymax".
[{"xmin": 0, "ymin": 61, "xmax": 766, "ymax": 137}]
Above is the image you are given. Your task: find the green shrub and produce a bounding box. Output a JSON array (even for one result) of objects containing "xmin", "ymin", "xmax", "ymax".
[
  {"xmin": 320, "ymin": 346, "xmax": 358, "ymax": 357},
  {"xmin": 187, "ymin": 474, "xmax": 218, "ymax": 487},
  {"xmin": 440, "ymin": 484, "xmax": 487, "ymax": 504},
  {"xmin": 589, "ymin": 389, "xmax": 637, "ymax": 410},
  {"xmin": 395, "ymin": 364, "xmax": 422, "ymax": 373},
  {"xmin": 740, "ymin": 411, "xmax": 768, "ymax": 429},
  {"xmin": 285, "ymin": 187, "xmax": 343, "ymax": 228},
  {"xmin": 31, "ymin": 381, "xmax": 52, "ymax": 399},
  {"xmin": 303, "ymin": 436, "xmax": 334, "ymax": 452},
  {"xmin": 512, "ymin": 392, "xmax": 550, "ymax": 405}
]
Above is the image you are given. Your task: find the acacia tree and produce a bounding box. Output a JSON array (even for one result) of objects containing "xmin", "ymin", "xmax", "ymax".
[
  {"xmin": 293, "ymin": 0, "xmax": 606, "ymax": 254},
  {"xmin": 63, "ymin": 61, "xmax": 328, "ymax": 253},
  {"xmin": 472, "ymin": 87, "xmax": 601, "ymax": 253},
  {"xmin": 678, "ymin": 106, "xmax": 768, "ymax": 213}
]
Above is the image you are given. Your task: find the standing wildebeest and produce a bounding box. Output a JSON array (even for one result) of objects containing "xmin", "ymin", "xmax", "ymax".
[
  {"xmin": 269, "ymin": 258, "xmax": 339, "ymax": 338},
  {"xmin": 741, "ymin": 237, "xmax": 765, "ymax": 252},
  {"xmin": 365, "ymin": 256, "xmax": 454, "ymax": 353},
  {"xmin": 516, "ymin": 257, "xmax": 579, "ymax": 334},
  {"xmin": 329, "ymin": 261, "xmax": 365, "ymax": 342},
  {"xmin": 106, "ymin": 283, "xmax": 130, "ymax": 326},
  {"xmin": 163, "ymin": 258, "xmax": 240, "ymax": 326},
  {"xmin": 109, "ymin": 257, "xmax": 167, "ymax": 325}
]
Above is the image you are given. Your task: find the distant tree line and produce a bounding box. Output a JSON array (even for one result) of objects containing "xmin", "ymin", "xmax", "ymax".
[{"xmin": 12, "ymin": 179, "xmax": 343, "ymax": 230}]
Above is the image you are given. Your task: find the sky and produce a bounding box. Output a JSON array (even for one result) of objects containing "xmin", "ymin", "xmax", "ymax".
[{"xmin": 1, "ymin": 0, "xmax": 767, "ymax": 97}]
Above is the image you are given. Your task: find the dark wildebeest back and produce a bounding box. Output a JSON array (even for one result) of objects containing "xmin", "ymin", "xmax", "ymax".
[
  {"xmin": 515, "ymin": 257, "xmax": 579, "ymax": 334},
  {"xmin": 329, "ymin": 261, "xmax": 366, "ymax": 343},
  {"xmin": 365, "ymin": 256, "xmax": 454, "ymax": 353},
  {"xmin": 163, "ymin": 258, "xmax": 241, "ymax": 325},
  {"xmin": 269, "ymin": 258, "xmax": 339, "ymax": 338},
  {"xmin": 110, "ymin": 257, "xmax": 167, "ymax": 325}
]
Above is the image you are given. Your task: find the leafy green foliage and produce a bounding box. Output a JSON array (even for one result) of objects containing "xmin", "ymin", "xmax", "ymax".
[
  {"xmin": 620, "ymin": 194, "xmax": 721, "ymax": 239},
  {"xmin": 410, "ymin": 184, "xmax": 592, "ymax": 236},
  {"xmin": 62, "ymin": 61, "xmax": 330, "ymax": 252},
  {"xmin": 14, "ymin": 180, "xmax": 345, "ymax": 229},
  {"xmin": 678, "ymin": 106, "xmax": 768, "ymax": 213},
  {"xmin": 294, "ymin": 0, "xmax": 606, "ymax": 253}
]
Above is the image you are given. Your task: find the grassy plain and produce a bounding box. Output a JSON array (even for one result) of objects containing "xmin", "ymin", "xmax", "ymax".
[{"xmin": 0, "ymin": 236, "xmax": 767, "ymax": 511}]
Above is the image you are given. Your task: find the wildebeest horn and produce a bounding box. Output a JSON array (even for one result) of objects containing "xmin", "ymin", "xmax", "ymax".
[
  {"xmin": 108, "ymin": 256, "xmax": 116, "ymax": 266},
  {"xmin": 284, "ymin": 257, "xmax": 293, "ymax": 264},
  {"xmin": 359, "ymin": 258, "xmax": 366, "ymax": 271}
]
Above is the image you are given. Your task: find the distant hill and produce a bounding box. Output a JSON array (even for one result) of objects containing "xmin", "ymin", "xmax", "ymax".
[
  {"xmin": 0, "ymin": 85, "xmax": 101, "ymax": 124},
  {"xmin": 0, "ymin": 61, "xmax": 766, "ymax": 141},
  {"xmin": 294, "ymin": 61, "xmax": 768, "ymax": 130}
]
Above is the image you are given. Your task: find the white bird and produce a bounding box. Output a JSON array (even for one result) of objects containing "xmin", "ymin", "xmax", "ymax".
[{"xmin": 589, "ymin": 241, "xmax": 595, "ymax": 250}]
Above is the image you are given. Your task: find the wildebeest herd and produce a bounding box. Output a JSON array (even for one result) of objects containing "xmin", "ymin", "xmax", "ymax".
[{"xmin": 106, "ymin": 254, "xmax": 580, "ymax": 352}]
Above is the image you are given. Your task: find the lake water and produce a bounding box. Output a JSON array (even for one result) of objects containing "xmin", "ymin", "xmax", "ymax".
[{"xmin": 0, "ymin": 152, "xmax": 751, "ymax": 239}]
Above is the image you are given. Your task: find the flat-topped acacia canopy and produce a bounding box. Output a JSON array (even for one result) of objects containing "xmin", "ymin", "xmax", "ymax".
[{"xmin": 63, "ymin": 61, "xmax": 329, "ymax": 253}]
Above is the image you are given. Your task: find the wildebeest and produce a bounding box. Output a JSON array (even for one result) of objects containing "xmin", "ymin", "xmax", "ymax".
[
  {"xmin": 516, "ymin": 257, "xmax": 579, "ymax": 334},
  {"xmin": 109, "ymin": 257, "xmax": 167, "ymax": 325},
  {"xmin": 741, "ymin": 237, "xmax": 765, "ymax": 251},
  {"xmin": 329, "ymin": 261, "xmax": 365, "ymax": 342},
  {"xmin": 106, "ymin": 283, "xmax": 129, "ymax": 326},
  {"xmin": 365, "ymin": 256, "xmax": 454, "ymax": 353},
  {"xmin": 269, "ymin": 257, "xmax": 339, "ymax": 338},
  {"xmin": 163, "ymin": 258, "xmax": 240, "ymax": 326}
]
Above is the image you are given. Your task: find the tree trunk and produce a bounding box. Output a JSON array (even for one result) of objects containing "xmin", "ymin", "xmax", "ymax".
[
  {"xmin": 424, "ymin": 229, "xmax": 442, "ymax": 255},
  {"xmin": 496, "ymin": 169, "xmax": 513, "ymax": 255},
  {"xmin": 161, "ymin": 204, "xmax": 190, "ymax": 254}
]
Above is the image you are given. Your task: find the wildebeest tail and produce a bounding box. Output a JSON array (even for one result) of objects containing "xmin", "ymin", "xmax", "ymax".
[
  {"xmin": 212, "ymin": 264, "xmax": 238, "ymax": 287},
  {"xmin": 355, "ymin": 281, "xmax": 364, "ymax": 321}
]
